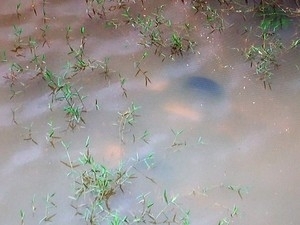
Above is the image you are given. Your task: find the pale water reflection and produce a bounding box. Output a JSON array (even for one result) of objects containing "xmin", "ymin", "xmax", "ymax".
[{"xmin": 0, "ymin": 1, "xmax": 300, "ymax": 225}]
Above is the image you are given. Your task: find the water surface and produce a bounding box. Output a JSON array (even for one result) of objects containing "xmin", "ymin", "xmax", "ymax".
[{"xmin": 0, "ymin": 1, "xmax": 300, "ymax": 225}]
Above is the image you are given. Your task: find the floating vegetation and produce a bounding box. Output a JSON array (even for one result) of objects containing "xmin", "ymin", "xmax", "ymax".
[
  {"xmin": 74, "ymin": 150, "xmax": 133, "ymax": 213},
  {"xmin": 171, "ymin": 129, "xmax": 187, "ymax": 148},
  {"xmin": 46, "ymin": 121, "xmax": 61, "ymax": 148},
  {"xmin": 256, "ymin": 1, "xmax": 291, "ymax": 33},
  {"xmin": 244, "ymin": 32, "xmax": 283, "ymax": 89},
  {"xmin": 43, "ymin": 69, "xmax": 86, "ymax": 128},
  {"xmin": 124, "ymin": 5, "xmax": 197, "ymax": 60},
  {"xmin": 192, "ymin": 0, "xmax": 225, "ymax": 33},
  {"xmin": 59, "ymin": 140, "xmax": 190, "ymax": 225},
  {"xmin": 118, "ymin": 102, "xmax": 141, "ymax": 143},
  {"xmin": 19, "ymin": 193, "xmax": 57, "ymax": 225},
  {"xmin": 1, "ymin": 1, "xmax": 299, "ymax": 225},
  {"xmin": 23, "ymin": 123, "xmax": 38, "ymax": 145}
]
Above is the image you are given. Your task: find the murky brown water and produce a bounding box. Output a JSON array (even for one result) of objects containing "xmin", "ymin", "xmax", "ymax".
[{"xmin": 1, "ymin": 1, "xmax": 300, "ymax": 224}]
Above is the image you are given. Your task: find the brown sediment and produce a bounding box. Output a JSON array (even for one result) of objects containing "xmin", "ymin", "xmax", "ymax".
[{"xmin": 164, "ymin": 102, "xmax": 203, "ymax": 121}]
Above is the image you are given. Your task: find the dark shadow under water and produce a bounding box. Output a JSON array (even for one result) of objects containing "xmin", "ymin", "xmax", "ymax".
[{"xmin": 184, "ymin": 76, "xmax": 224, "ymax": 98}]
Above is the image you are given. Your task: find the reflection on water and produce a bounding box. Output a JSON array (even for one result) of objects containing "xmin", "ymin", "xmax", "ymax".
[{"xmin": 0, "ymin": 1, "xmax": 300, "ymax": 225}]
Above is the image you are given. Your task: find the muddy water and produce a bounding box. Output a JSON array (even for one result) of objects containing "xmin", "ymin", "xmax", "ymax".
[{"xmin": 1, "ymin": 1, "xmax": 300, "ymax": 224}]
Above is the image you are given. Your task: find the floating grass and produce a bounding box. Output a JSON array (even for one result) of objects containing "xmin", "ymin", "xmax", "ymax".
[
  {"xmin": 31, "ymin": 0, "xmax": 38, "ymax": 16},
  {"xmin": 2, "ymin": 1, "xmax": 299, "ymax": 224},
  {"xmin": 171, "ymin": 129, "xmax": 187, "ymax": 148},
  {"xmin": 16, "ymin": 3, "xmax": 22, "ymax": 20},
  {"xmin": 23, "ymin": 123, "xmax": 38, "ymax": 145},
  {"xmin": 257, "ymin": 2, "xmax": 291, "ymax": 33},
  {"xmin": 118, "ymin": 102, "xmax": 141, "ymax": 143},
  {"xmin": 12, "ymin": 25, "xmax": 24, "ymax": 56},
  {"xmin": 43, "ymin": 69, "xmax": 86, "ymax": 128},
  {"xmin": 70, "ymin": 148, "xmax": 135, "ymax": 223},
  {"xmin": 0, "ymin": 50, "xmax": 7, "ymax": 62},
  {"xmin": 244, "ymin": 33, "xmax": 283, "ymax": 88},
  {"xmin": 46, "ymin": 121, "xmax": 61, "ymax": 148},
  {"xmin": 192, "ymin": 0, "xmax": 225, "ymax": 33},
  {"xmin": 128, "ymin": 5, "xmax": 197, "ymax": 59},
  {"xmin": 40, "ymin": 24, "xmax": 50, "ymax": 47}
]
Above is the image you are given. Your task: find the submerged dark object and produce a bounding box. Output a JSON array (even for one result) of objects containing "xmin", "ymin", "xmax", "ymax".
[{"xmin": 185, "ymin": 76, "xmax": 224, "ymax": 98}]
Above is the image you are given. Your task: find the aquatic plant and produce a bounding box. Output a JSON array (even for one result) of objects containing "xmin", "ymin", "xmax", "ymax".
[
  {"xmin": 39, "ymin": 193, "xmax": 57, "ymax": 223},
  {"xmin": 1, "ymin": 1, "xmax": 299, "ymax": 225},
  {"xmin": 19, "ymin": 193, "xmax": 57, "ymax": 225},
  {"xmin": 75, "ymin": 150, "xmax": 133, "ymax": 211},
  {"xmin": 132, "ymin": 5, "xmax": 196, "ymax": 59},
  {"xmin": 84, "ymin": 1, "xmax": 197, "ymax": 60},
  {"xmin": 43, "ymin": 69, "xmax": 86, "ymax": 128},
  {"xmin": 137, "ymin": 129, "xmax": 150, "ymax": 144},
  {"xmin": 42, "ymin": 0, "xmax": 49, "ymax": 24},
  {"xmin": 117, "ymin": 102, "xmax": 141, "ymax": 143},
  {"xmin": 16, "ymin": 2, "xmax": 22, "ymax": 17},
  {"xmin": 66, "ymin": 27, "xmax": 113, "ymax": 79},
  {"xmin": 134, "ymin": 52, "xmax": 152, "ymax": 86},
  {"xmin": 81, "ymin": 0, "xmax": 300, "ymax": 89},
  {"xmin": 218, "ymin": 217, "xmax": 230, "ymax": 225},
  {"xmin": 237, "ymin": 0, "xmax": 299, "ymax": 88},
  {"xmin": 244, "ymin": 32, "xmax": 283, "ymax": 89},
  {"xmin": 129, "ymin": 190, "xmax": 191, "ymax": 224},
  {"xmin": 171, "ymin": 129, "xmax": 187, "ymax": 148},
  {"xmin": 23, "ymin": 123, "xmax": 38, "ymax": 145},
  {"xmin": 46, "ymin": 121, "xmax": 61, "ymax": 148},
  {"xmin": 0, "ymin": 50, "xmax": 7, "ymax": 62},
  {"xmin": 258, "ymin": 3, "xmax": 291, "ymax": 33},
  {"xmin": 191, "ymin": 0, "xmax": 225, "ymax": 33},
  {"xmin": 19, "ymin": 210, "xmax": 25, "ymax": 225},
  {"xmin": 118, "ymin": 73, "xmax": 128, "ymax": 98},
  {"xmin": 67, "ymin": 26, "xmax": 90, "ymax": 76},
  {"xmin": 290, "ymin": 37, "xmax": 300, "ymax": 49},
  {"xmin": 40, "ymin": 24, "xmax": 50, "ymax": 47},
  {"xmin": 12, "ymin": 25, "xmax": 24, "ymax": 56},
  {"xmin": 7, "ymin": 62, "xmax": 24, "ymax": 83},
  {"xmin": 217, "ymin": 204, "xmax": 239, "ymax": 225},
  {"xmin": 65, "ymin": 143, "xmax": 190, "ymax": 225},
  {"xmin": 99, "ymin": 57, "xmax": 111, "ymax": 79},
  {"xmin": 31, "ymin": 0, "xmax": 38, "ymax": 16},
  {"xmin": 85, "ymin": 0, "xmax": 107, "ymax": 19}
]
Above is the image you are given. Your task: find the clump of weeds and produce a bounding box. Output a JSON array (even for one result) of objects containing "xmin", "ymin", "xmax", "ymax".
[
  {"xmin": 66, "ymin": 26, "xmax": 114, "ymax": 79},
  {"xmin": 46, "ymin": 121, "xmax": 61, "ymax": 148},
  {"xmin": 67, "ymin": 26, "xmax": 92, "ymax": 77},
  {"xmin": 117, "ymin": 102, "xmax": 141, "ymax": 143},
  {"xmin": 72, "ymin": 150, "xmax": 134, "ymax": 218},
  {"xmin": 134, "ymin": 51, "xmax": 152, "ymax": 86},
  {"xmin": 189, "ymin": 0, "xmax": 300, "ymax": 88},
  {"xmin": 84, "ymin": 2, "xmax": 197, "ymax": 60},
  {"xmin": 19, "ymin": 193, "xmax": 57, "ymax": 225},
  {"xmin": 124, "ymin": 5, "xmax": 197, "ymax": 60},
  {"xmin": 244, "ymin": 32, "xmax": 283, "ymax": 89},
  {"xmin": 170, "ymin": 129, "xmax": 187, "ymax": 148},
  {"xmin": 242, "ymin": 1, "xmax": 289, "ymax": 88},
  {"xmin": 4, "ymin": 22, "xmax": 48, "ymax": 92},
  {"xmin": 61, "ymin": 138, "xmax": 190, "ymax": 224},
  {"xmin": 43, "ymin": 69, "xmax": 86, "ymax": 129},
  {"xmin": 11, "ymin": 24, "xmax": 25, "ymax": 56},
  {"xmin": 23, "ymin": 123, "xmax": 38, "ymax": 145},
  {"xmin": 130, "ymin": 190, "xmax": 191, "ymax": 224},
  {"xmin": 191, "ymin": 0, "xmax": 225, "ymax": 33},
  {"xmin": 255, "ymin": 1, "xmax": 291, "ymax": 34}
]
